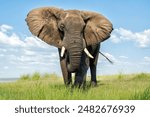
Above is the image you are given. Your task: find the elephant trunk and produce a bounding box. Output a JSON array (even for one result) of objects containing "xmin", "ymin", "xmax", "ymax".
[{"xmin": 66, "ymin": 36, "xmax": 83, "ymax": 72}]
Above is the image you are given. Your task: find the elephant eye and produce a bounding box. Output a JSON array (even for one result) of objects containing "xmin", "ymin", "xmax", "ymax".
[{"xmin": 60, "ymin": 24, "xmax": 65, "ymax": 31}]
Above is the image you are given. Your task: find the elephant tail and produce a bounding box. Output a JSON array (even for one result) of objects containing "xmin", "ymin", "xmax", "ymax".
[{"xmin": 99, "ymin": 51, "xmax": 114, "ymax": 64}]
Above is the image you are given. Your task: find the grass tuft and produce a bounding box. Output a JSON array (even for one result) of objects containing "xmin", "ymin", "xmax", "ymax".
[
  {"xmin": 133, "ymin": 73, "xmax": 150, "ymax": 80},
  {"xmin": 20, "ymin": 74, "xmax": 30, "ymax": 80},
  {"xmin": 117, "ymin": 73, "xmax": 125, "ymax": 80},
  {"xmin": 31, "ymin": 72, "xmax": 41, "ymax": 80}
]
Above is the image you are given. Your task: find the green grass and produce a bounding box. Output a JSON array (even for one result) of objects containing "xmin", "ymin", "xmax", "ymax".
[{"xmin": 0, "ymin": 73, "xmax": 150, "ymax": 100}]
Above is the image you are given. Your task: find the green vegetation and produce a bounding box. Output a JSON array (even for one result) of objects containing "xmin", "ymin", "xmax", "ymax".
[{"xmin": 0, "ymin": 73, "xmax": 150, "ymax": 100}]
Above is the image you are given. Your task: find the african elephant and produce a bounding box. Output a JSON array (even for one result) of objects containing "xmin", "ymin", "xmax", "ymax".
[{"xmin": 26, "ymin": 7, "xmax": 113, "ymax": 87}]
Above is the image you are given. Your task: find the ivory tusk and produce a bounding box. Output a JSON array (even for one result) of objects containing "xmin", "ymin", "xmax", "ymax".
[
  {"xmin": 84, "ymin": 48, "xmax": 94, "ymax": 59},
  {"xmin": 61, "ymin": 46, "xmax": 65, "ymax": 57}
]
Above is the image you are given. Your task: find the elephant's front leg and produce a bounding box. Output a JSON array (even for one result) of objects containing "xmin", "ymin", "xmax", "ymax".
[{"xmin": 58, "ymin": 49, "xmax": 72, "ymax": 85}]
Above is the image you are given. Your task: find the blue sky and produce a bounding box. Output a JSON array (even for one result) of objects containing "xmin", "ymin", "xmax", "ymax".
[{"xmin": 0, "ymin": 0, "xmax": 150, "ymax": 78}]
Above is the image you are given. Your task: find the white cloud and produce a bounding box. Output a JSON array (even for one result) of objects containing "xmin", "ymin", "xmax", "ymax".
[
  {"xmin": 110, "ymin": 34, "xmax": 121, "ymax": 43},
  {"xmin": 135, "ymin": 30, "xmax": 150, "ymax": 48},
  {"xmin": 49, "ymin": 52, "xmax": 58, "ymax": 59},
  {"xmin": 8, "ymin": 33, "xmax": 25, "ymax": 46},
  {"xmin": 0, "ymin": 30, "xmax": 24, "ymax": 47},
  {"xmin": 0, "ymin": 24, "xmax": 60, "ymax": 78},
  {"xmin": 119, "ymin": 56, "xmax": 128, "ymax": 59},
  {"xmin": 139, "ymin": 57, "xmax": 150, "ymax": 68},
  {"xmin": 0, "ymin": 24, "xmax": 13, "ymax": 32},
  {"xmin": 103, "ymin": 52, "xmax": 117, "ymax": 61},
  {"xmin": 99, "ymin": 52, "xmax": 131, "ymax": 66},
  {"xmin": 16, "ymin": 66, "xmax": 29, "ymax": 69},
  {"xmin": 7, "ymin": 48, "xmax": 58, "ymax": 67},
  {"xmin": 99, "ymin": 52, "xmax": 117, "ymax": 64},
  {"xmin": 4, "ymin": 66, "xmax": 9, "ymax": 69},
  {"xmin": 110, "ymin": 28, "xmax": 150, "ymax": 48},
  {"xmin": 23, "ymin": 49, "xmax": 36, "ymax": 56},
  {"xmin": 0, "ymin": 54, "xmax": 4, "ymax": 57},
  {"xmin": 0, "ymin": 24, "xmax": 49, "ymax": 48},
  {"xmin": 24, "ymin": 36, "xmax": 49, "ymax": 48},
  {"xmin": 0, "ymin": 48, "xmax": 7, "ymax": 52},
  {"xmin": 97, "ymin": 52, "xmax": 149, "ymax": 75},
  {"xmin": 144, "ymin": 56, "xmax": 150, "ymax": 62}
]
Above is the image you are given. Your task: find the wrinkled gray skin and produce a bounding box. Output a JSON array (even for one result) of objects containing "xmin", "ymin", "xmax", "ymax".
[
  {"xmin": 58, "ymin": 11, "xmax": 100, "ymax": 86},
  {"xmin": 26, "ymin": 7, "xmax": 113, "ymax": 87}
]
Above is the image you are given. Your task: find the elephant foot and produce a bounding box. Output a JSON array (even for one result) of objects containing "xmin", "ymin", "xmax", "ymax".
[
  {"xmin": 64, "ymin": 77, "xmax": 72, "ymax": 86},
  {"xmin": 73, "ymin": 82, "xmax": 82, "ymax": 88},
  {"xmin": 73, "ymin": 81, "xmax": 86, "ymax": 88},
  {"xmin": 90, "ymin": 81, "xmax": 97, "ymax": 87},
  {"xmin": 65, "ymin": 80, "xmax": 72, "ymax": 87}
]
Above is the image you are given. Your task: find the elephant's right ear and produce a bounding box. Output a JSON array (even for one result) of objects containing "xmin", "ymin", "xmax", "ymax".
[{"xmin": 26, "ymin": 7, "xmax": 63, "ymax": 48}]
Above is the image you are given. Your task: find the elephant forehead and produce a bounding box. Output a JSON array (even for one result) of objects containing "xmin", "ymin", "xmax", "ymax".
[
  {"xmin": 65, "ymin": 13, "xmax": 80, "ymax": 19},
  {"xmin": 66, "ymin": 10, "xmax": 80, "ymax": 15},
  {"xmin": 64, "ymin": 14, "xmax": 85, "ymax": 26},
  {"xmin": 65, "ymin": 10, "xmax": 82, "ymax": 18}
]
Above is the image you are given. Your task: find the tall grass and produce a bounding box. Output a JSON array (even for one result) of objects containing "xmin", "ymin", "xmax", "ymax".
[
  {"xmin": 0, "ymin": 73, "xmax": 150, "ymax": 100},
  {"xmin": 131, "ymin": 87, "xmax": 150, "ymax": 100}
]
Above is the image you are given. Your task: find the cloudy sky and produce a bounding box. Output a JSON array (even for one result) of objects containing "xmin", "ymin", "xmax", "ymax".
[{"xmin": 0, "ymin": 0, "xmax": 150, "ymax": 78}]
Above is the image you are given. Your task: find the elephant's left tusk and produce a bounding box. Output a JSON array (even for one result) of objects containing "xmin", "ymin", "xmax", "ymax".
[
  {"xmin": 61, "ymin": 46, "xmax": 66, "ymax": 57},
  {"xmin": 84, "ymin": 48, "xmax": 94, "ymax": 59}
]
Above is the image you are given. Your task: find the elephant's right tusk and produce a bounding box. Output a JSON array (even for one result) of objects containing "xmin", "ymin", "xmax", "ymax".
[
  {"xmin": 84, "ymin": 48, "xmax": 94, "ymax": 59},
  {"xmin": 61, "ymin": 46, "xmax": 66, "ymax": 57}
]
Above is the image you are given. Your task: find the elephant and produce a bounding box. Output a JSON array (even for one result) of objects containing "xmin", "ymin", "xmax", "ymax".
[{"xmin": 26, "ymin": 7, "xmax": 113, "ymax": 87}]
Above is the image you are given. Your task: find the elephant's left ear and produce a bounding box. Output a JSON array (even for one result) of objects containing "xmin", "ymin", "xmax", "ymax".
[{"xmin": 80, "ymin": 11, "xmax": 113, "ymax": 46}]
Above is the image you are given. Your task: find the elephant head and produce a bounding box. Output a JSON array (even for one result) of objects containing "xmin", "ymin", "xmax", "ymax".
[{"xmin": 26, "ymin": 7, "xmax": 113, "ymax": 72}]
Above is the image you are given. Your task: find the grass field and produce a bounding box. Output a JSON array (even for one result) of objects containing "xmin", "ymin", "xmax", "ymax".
[{"xmin": 0, "ymin": 73, "xmax": 150, "ymax": 100}]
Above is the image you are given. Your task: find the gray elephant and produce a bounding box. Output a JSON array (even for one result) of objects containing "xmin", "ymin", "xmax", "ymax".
[{"xmin": 26, "ymin": 7, "xmax": 113, "ymax": 87}]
